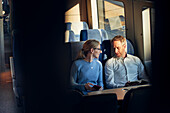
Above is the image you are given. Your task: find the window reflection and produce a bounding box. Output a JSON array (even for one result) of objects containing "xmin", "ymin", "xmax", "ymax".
[{"xmin": 98, "ymin": 0, "xmax": 126, "ymax": 39}]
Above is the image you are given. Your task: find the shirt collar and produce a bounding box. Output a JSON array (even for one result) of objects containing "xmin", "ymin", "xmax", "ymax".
[{"xmin": 114, "ymin": 53, "xmax": 130, "ymax": 60}]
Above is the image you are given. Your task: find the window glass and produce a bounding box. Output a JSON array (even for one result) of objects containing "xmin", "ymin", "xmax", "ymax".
[
  {"xmin": 65, "ymin": 3, "xmax": 80, "ymax": 23},
  {"xmin": 142, "ymin": 7, "xmax": 155, "ymax": 61},
  {"xmin": 98, "ymin": 0, "xmax": 126, "ymax": 39}
]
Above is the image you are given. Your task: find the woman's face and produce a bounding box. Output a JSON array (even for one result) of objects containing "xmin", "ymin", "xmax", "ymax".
[{"xmin": 93, "ymin": 44, "xmax": 102, "ymax": 59}]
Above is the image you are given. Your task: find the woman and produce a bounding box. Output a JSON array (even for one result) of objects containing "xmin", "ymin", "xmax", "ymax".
[{"xmin": 70, "ymin": 39, "xmax": 103, "ymax": 95}]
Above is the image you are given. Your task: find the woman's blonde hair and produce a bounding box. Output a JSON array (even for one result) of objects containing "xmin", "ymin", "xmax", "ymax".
[{"xmin": 76, "ymin": 39, "xmax": 100, "ymax": 60}]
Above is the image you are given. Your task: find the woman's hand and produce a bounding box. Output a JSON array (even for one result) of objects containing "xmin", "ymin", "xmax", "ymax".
[{"xmin": 85, "ymin": 83, "xmax": 96, "ymax": 91}]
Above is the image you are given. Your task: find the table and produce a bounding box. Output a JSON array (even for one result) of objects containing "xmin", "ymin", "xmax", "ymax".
[{"xmin": 87, "ymin": 84, "xmax": 150, "ymax": 100}]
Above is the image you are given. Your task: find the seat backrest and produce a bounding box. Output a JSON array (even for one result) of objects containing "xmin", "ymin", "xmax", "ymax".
[
  {"xmin": 12, "ymin": 29, "xmax": 25, "ymax": 107},
  {"xmin": 144, "ymin": 60, "xmax": 152, "ymax": 77},
  {"xmin": 65, "ymin": 22, "xmax": 89, "ymax": 42},
  {"xmin": 80, "ymin": 29, "xmax": 108, "ymax": 43},
  {"xmin": 81, "ymin": 29, "xmax": 108, "ymax": 62},
  {"xmin": 102, "ymin": 39, "xmax": 134, "ymax": 65},
  {"xmin": 65, "ymin": 41, "xmax": 85, "ymax": 62},
  {"xmin": 81, "ymin": 94, "xmax": 118, "ymax": 113},
  {"xmin": 126, "ymin": 39, "xmax": 134, "ymax": 55},
  {"xmin": 9, "ymin": 56, "xmax": 19, "ymax": 98},
  {"xmin": 122, "ymin": 86, "xmax": 152, "ymax": 113},
  {"xmin": 65, "ymin": 90, "xmax": 84, "ymax": 113},
  {"xmin": 101, "ymin": 40, "xmax": 112, "ymax": 65},
  {"xmin": 101, "ymin": 29, "xmax": 109, "ymax": 41},
  {"xmin": 65, "ymin": 30, "xmax": 78, "ymax": 42},
  {"xmin": 71, "ymin": 41, "xmax": 85, "ymax": 61},
  {"xmin": 104, "ymin": 18, "xmax": 126, "ymax": 40},
  {"xmin": 12, "ymin": 29, "xmax": 24, "ymax": 88},
  {"xmin": 9, "ymin": 56, "xmax": 15, "ymax": 79},
  {"xmin": 66, "ymin": 22, "xmax": 89, "ymax": 32}
]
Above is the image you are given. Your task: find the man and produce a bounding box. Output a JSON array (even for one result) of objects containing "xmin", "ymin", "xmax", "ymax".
[{"xmin": 105, "ymin": 35, "xmax": 148, "ymax": 89}]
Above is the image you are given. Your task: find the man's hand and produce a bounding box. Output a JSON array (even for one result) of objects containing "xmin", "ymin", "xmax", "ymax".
[
  {"xmin": 125, "ymin": 81, "xmax": 131, "ymax": 87},
  {"xmin": 125, "ymin": 81, "xmax": 140, "ymax": 87}
]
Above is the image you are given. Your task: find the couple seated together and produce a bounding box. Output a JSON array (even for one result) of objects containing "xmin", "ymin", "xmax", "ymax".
[{"xmin": 70, "ymin": 35, "xmax": 148, "ymax": 95}]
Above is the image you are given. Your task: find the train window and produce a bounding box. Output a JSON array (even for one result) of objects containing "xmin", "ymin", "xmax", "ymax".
[
  {"xmin": 97, "ymin": 0, "xmax": 126, "ymax": 39},
  {"xmin": 65, "ymin": 0, "xmax": 88, "ymax": 23},
  {"xmin": 142, "ymin": 7, "xmax": 155, "ymax": 61},
  {"xmin": 65, "ymin": 3, "xmax": 81, "ymax": 22},
  {"xmin": 65, "ymin": 1, "xmax": 88, "ymax": 43}
]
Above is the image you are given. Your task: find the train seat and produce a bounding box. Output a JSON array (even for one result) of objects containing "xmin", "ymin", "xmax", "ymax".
[
  {"xmin": 122, "ymin": 86, "xmax": 151, "ymax": 113},
  {"xmin": 11, "ymin": 30, "xmax": 25, "ymax": 108},
  {"xmin": 126, "ymin": 39, "xmax": 134, "ymax": 55},
  {"xmin": 65, "ymin": 22, "xmax": 89, "ymax": 42},
  {"xmin": 65, "ymin": 30, "xmax": 78, "ymax": 42},
  {"xmin": 65, "ymin": 90, "xmax": 84, "ymax": 113},
  {"xmin": 144, "ymin": 60, "xmax": 152, "ymax": 77},
  {"xmin": 80, "ymin": 29, "xmax": 108, "ymax": 62},
  {"xmin": 80, "ymin": 29, "xmax": 108, "ymax": 43},
  {"xmin": 65, "ymin": 41, "xmax": 85, "ymax": 62},
  {"xmin": 65, "ymin": 90, "xmax": 118, "ymax": 113},
  {"xmin": 101, "ymin": 40, "xmax": 112, "ymax": 65},
  {"xmin": 9, "ymin": 57, "xmax": 19, "ymax": 99},
  {"xmin": 81, "ymin": 94, "xmax": 118, "ymax": 113},
  {"xmin": 70, "ymin": 41, "xmax": 85, "ymax": 61},
  {"xmin": 101, "ymin": 39, "xmax": 134, "ymax": 65},
  {"xmin": 104, "ymin": 18, "xmax": 126, "ymax": 40}
]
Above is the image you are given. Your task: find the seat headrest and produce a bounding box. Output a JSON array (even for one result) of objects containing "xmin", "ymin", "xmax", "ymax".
[
  {"xmin": 80, "ymin": 29, "xmax": 108, "ymax": 43},
  {"xmin": 65, "ymin": 22, "xmax": 89, "ymax": 42},
  {"xmin": 70, "ymin": 41, "xmax": 85, "ymax": 61},
  {"xmin": 101, "ymin": 39, "xmax": 134, "ymax": 63},
  {"xmin": 65, "ymin": 30, "xmax": 80, "ymax": 42},
  {"xmin": 65, "ymin": 22, "xmax": 89, "ymax": 34},
  {"xmin": 126, "ymin": 39, "xmax": 134, "ymax": 55}
]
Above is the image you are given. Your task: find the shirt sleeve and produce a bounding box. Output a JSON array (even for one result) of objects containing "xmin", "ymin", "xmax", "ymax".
[
  {"xmin": 105, "ymin": 59, "xmax": 124, "ymax": 88},
  {"xmin": 70, "ymin": 62, "xmax": 86, "ymax": 91},
  {"xmin": 97, "ymin": 62, "xmax": 104, "ymax": 88}
]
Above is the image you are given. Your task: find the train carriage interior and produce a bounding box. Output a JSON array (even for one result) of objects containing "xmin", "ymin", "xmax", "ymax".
[{"xmin": 0, "ymin": 0, "xmax": 169, "ymax": 113}]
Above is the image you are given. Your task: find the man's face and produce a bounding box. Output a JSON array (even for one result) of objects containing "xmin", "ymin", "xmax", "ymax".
[{"xmin": 113, "ymin": 40, "xmax": 126, "ymax": 58}]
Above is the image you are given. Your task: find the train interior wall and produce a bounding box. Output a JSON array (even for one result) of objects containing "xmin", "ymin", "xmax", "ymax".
[
  {"xmin": 12, "ymin": 0, "xmax": 72, "ymax": 113},
  {"xmin": 11, "ymin": 0, "xmax": 170, "ymax": 113}
]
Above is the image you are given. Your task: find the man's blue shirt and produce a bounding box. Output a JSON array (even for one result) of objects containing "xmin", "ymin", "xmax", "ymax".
[{"xmin": 105, "ymin": 54, "xmax": 148, "ymax": 89}]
